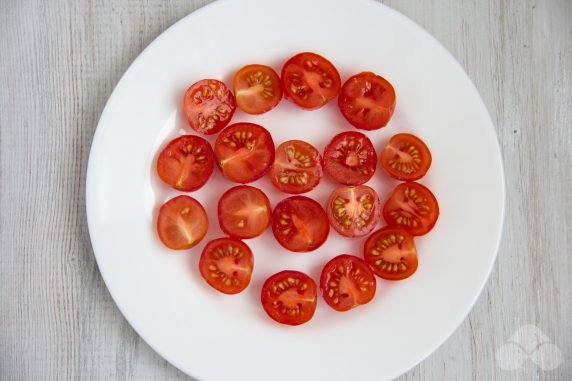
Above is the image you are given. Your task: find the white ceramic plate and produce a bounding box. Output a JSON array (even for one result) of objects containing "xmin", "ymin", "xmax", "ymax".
[{"xmin": 86, "ymin": 0, "xmax": 505, "ymax": 379}]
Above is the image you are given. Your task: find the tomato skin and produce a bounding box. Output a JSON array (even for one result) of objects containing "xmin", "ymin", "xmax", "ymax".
[
  {"xmin": 380, "ymin": 133, "xmax": 432, "ymax": 181},
  {"xmin": 323, "ymin": 131, "xmax": 377, "ymax": 185},
  {"xmin": 364, "ymin": 227, "xmax": 418, "ymax": 280},
  {"xmin": 383, "ymin": 182, "xmax": 439, "ymax": 236},
  {"xmin": 272, "ymin": 196, "xmax": 330, "ymax": 252},
  {"xmin": 199, "ymin": 237, "xmax": 254, "ymax": 294},
  {"xmin": 217, "ymin": 185, "xmax": 272, "ymax": 239},
  {"xmin": 214, "ymin": 123, "xmax": 275, "ymax": 184},
  {"xmin": 320, "ymin": 254, "xmax": 376, "ymax": 312},
  {"xmin": 183, "ymin": 79, "xmax": 236, "ymax": 135},
  {"xmin": 156, "ymin": 135, "xmax": 214, "ymax": 192},
  {"xmin": 261, "ymin": 270, "xmax": 317, "ymax": 325},
  {"xmin": 281, "ymin": 52, "xmax": 341, "ymax": 110},
  {"xmin": 269, "ymin": 140, "xmax": 323, "ymax": 194},
  {"xmin": 338, "ymin": 72, "xmax": 396, "ymax": 131},
  {"xmin": 326, "ymin": 185, "xmax": 380, "ymax": 238},
  {"xmin": 233, "ymin": 64, "xmax": 282, "ymax": 115},
  {"xmin": 157, "ymin": 195, "xmax": 208, "ymax": 250}
]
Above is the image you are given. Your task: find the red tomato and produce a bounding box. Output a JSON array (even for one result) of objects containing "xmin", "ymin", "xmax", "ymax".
[
  {"xmin": 183, "ymin": 79, "xmax": 236, "ymax": 135},
  {"xmin": 272, "ymin": 196, "xmax": 329, "ymax": 252},
  {"xmin": 326, "ymin": 185, "xmax": 380, "ymax": 238},
  {"xmin": 261, "ymin": 270, "xmax": 317, "ymax": 325},
  {"xmin": 380, "ymin": 133, "xmax": 432, "ymax": 181},
  {"xmin": 156, "ymin": 135, "xmax": 214, "ymax": 191},
  {"xmin": 364, "ymin": 227, "xmax": 418, "ymax": 280},
  {"xmin": 281, "ymin": 52, "xmax": 341, "ymax": 110},
  {"xmin": 383, "ymin": 182, "xmax": 439, "ymax": 236},
  {"xmin": 217, "ymin": 186, "xmax": 272, "ymax": 239},
  {"xmin": 338, "ymin": 72, "xmax": 396, "ymax": 131},
  {"xmin": 323, "ymin": 131, "xmax": 377, "ymax": 185},
  {"xmin": 269, "ymin": 140, "xmax": 322, "ymax": 194},
  {"xmin": 320, "ymin": 254, "xmax": 376, "ymax": 312},
  {"xmin": 156, "ymin": 195, "xmax": 208, "ymax": 250},
  {"xmin": 199, "ymin": 237, "xmax": 254, "ymax": 294},
  {"xmin": 233, "ymin": 64, "xmax": 282, "ymax": 114},
  {"xmin": 214, "ymin": 123, "xmax": 275, "ymax": 183}
]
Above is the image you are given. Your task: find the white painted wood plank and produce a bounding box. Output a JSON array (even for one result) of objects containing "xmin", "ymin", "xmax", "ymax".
[{"xmin": 1, "ymin": 0, "xmax": 570, "ymax": 379}]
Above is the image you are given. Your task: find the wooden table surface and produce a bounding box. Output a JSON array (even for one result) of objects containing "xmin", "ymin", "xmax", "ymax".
[{"xmin": 1, "ymin": 0, "xmax": 571, "ymax": 380}]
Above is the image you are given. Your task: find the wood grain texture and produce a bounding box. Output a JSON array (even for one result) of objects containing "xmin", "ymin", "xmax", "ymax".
[{"xmin": 0, "ymin": 0, "xmax": 570, "ymax": 380}]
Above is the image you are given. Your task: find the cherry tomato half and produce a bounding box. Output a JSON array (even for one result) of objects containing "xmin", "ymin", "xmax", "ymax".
[
  {"xmin": 326, "ymin": 185, "xmax": 380, "ymax": 238},
  {"xmin": 183, "ymin": 79, "xmax": 236, "ymax": 135},
  {"xmin": 380, "ymin": 133, "xmax": 432, "ymax": 181},
  {"xmin": 218, "ymin": 185, "xmax": 272, "ymax": 239},
  {"xmin": 261, "ymin": 270, "xmax": 317, "ymax": 325},
  {"xmin": 323, "ymin": 131, "xmax": 377, "ymax": 185},
  {"xmin": 338, "ymin": 72, "xmax": 396, "ymax": 131},
  {"xmin": 199, "ymin": 237, "xmax": 254, "ymax": 294},
  {"xmin": 281, "ymin": 52, "xmax": 341, "ymax": 110},
  {"xmin": 157, "ymin": 195, "xmax": 208, "ymax": 250},
  {"xmin": 364, "ymin": 227, "xmax": 418, "ymax": 280},
  {"xmin": 272, "ymin": 196, "xmax": 329, "ymax": 252},
  {"xmin": 156, "ymin": 135, "xmax": 214, "ymax": 191},
  {"xmin": 233, "ymin": 64, "xmax": 282, "ymax": 115},
  {"xmin": 320, "ymin": 254, "xmax": 376, "ymax": 312},
  {"xmin": 214, "ymin": 123, "xmax": 275, "ymax": 184},
  {"xmin": 383, "ymin": 182, "xmax": 439, "ymax": 236},
  {"xmin": 269, "ymin": 140, "xmax": 322, "ymax": 194}
]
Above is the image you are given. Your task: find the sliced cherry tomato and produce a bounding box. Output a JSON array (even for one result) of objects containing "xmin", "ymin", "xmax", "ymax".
[
  {"xmin": 183, "ymin": 79, "xmax": 236, "ymax": 135},
  {"xmin": 156, "ymin": 135, "xmax": 214, "ymax": 191},
  {"xmin": 199, "ymin": 237, "xmax": 254, "ymax": 294},
  {"xmin": 269, "ymin": 140, "xmax": 322, "ymax": 194},
  {"xmin": 338, "ymin": 72, "xmax": 396, "ymax": 130},
  {"xmin": 281, "ymin": 52, "xmax": 341, "ymax": 110},
  {"xmin": 156, "ymin": 195, "xmax": 208, "ymax": 250},
  {"xmin": 272, "ymin": 196, "xmax": 329, "ymax": 252},
  {"xmin": 261, "ymin": 270, "xmax": 317, "ymax": 325},
  {"xmin": 233, "ymin": 64, "xmax": 282, "ymax": 114},
  {"xmin": 320, "ymin": 254, "xmax": 376, "ymax": 312},
  {"xmin": 323, "ymin": 131, "xmax": 377, "ymax": 185},
  {"xmin": 214, "ymin": 123, "xmax": 275, "ymax": 184},
  {"xmin": 380, "ymin": 133, "xmax": 432, "ymax": 181},
  {"xmin": 383, "ymin": 182, "xmax": 439, "ymax": 236},
  {"xmin": 326, "ymin": 185, "xmax": 380, "ymax": 238},
  {"xmin": 364, "ymin": 227, "xmax": 418, "ymax": 280},
  {"xmin": 218, "ymin": 186, "xmax": 272, "ymax": 239}
]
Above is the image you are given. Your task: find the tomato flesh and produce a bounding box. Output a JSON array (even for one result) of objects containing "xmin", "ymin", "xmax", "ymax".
[
  {"xmin": 156, "ymin": 195, "xmax": 208, "ymax": 250},
  {"xmin": 320, "ymin": 254, "xmax": 376, "ymax": 312},
  {"xmin": 338, "ymin": 72, "xmax": 396, "ymax": 130},
  {"xmin": 383, "ymin": 182, "xmax": 439, "ymax": 236},
  {"xmin": 214, "ymin": 123, "xmax": 275, "ymax": 184},
  {"xmin": 156, "ymin": 135, "xmax": 214, "ymax": 191},
  {"xmin": 199, "ymin": 237, "xmax": 253, "ymax": 294},
  {"xmin": 380, "ymin": 133, "xmax": 432, "ymax": 181},
  {"xmin": 183, "ymin": 79, "xmax": 236, "ymax": 135},
  {"xmin": 323, "ymin": 131, "xmax": 377, "ymax": 185},
  {"xmin": 261, "ymin": 270, "xmax": 317, "ymax": 325},
  {"xmin": 269, "ymin": 140, "xmax": 322, "ymax": 194},
  {"xmin": 272, "ymin": 196, "xmax": 329, "ymax": 252},
  {"xmin": 364, "ymin": 227, "xmax": 418, "ymax": 280},
  {"xmin": 327, "ymin": 185, "xmax": 380, "ymax": 238},
  {"xmin": 233, "ymin": 64, "xmax": 282, "ymax": 114},
  {"xmin": 218, "ymin": 185, "xmax": 272, "ymax": 239},
  {"xmin": 281, "ymin": 52, "xmax": 341, "ymax": 110}
]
